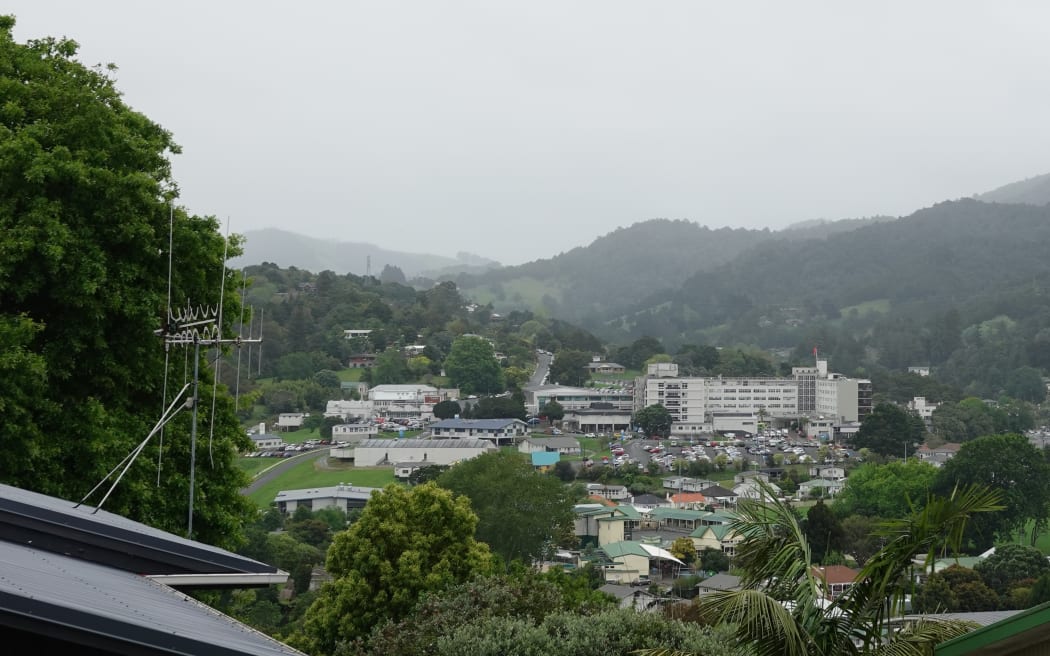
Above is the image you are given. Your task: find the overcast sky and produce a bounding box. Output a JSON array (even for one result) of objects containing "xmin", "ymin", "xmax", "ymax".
[{"xmin": 8, "ymin": 2, "xmax": 1050, "ymax": 265}]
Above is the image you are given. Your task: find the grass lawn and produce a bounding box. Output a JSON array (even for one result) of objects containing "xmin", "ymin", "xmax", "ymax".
[
  {"xmin": 280, "ymin": 427, "xmax": 322, "ymax": 443},
  {"xmin": 237, "ymin": 457, "xmax": 272, "ymax": 478},
  {"xmin": 336, "ymin": 368, "xmax": 364, "ymax": 382},
  {"xmin": 245, "ymin": 456, "xmax": 397, "ymax": 508}
]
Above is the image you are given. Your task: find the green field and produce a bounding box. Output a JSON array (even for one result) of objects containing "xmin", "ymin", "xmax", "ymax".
[
  {"xmin": 243, "ymin": 456, "xmax": 397, "ymax": 508},
  {"xmin": 336, "ymin": 368, "xmax": 364, "ymax": 382},
  {"xmin": 237, "ymin": 457, "xmax": 273, "ymax": 478}
]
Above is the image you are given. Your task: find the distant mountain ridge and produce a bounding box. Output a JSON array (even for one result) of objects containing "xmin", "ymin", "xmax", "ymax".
[
  {"xmin": 231, "ymin": 228, "xmax": 500, "ymax": 278},
  {"xmin": 976, "ymin": 173, "xmax": 1050, "ymax": 206}
]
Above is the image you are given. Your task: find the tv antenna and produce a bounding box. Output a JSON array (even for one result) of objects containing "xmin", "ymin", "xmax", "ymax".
[{"xmin": 78, "ymin": 213, "xmax": 261, "ymax": 541}]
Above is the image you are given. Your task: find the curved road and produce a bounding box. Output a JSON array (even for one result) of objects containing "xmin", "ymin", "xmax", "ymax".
[{"xmin": 241, "ymin": 450, "xmax": 326, "ymax": 496}]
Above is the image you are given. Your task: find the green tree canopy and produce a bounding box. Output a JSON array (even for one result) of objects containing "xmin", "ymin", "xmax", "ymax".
[
  {"xmin": 0, "ymin": 17, "xmax": 253, "ymax": 547},
  {"xmin": 833, "ymin": 459, "xmax": 939, "ymax": 519},
  {"xmin": 540, "ymin": 399, "xmax": 565, "ymax": 421},
  {"xmin": 933, "ymin": 434, "xmax": 1050, "ymax": 550},
  {"xmin": 444, "ymin": 335, "xmax": 505, "ymax": 395},
  {"xmin": 849, "ymin": 401, "xmax": 926, "ymax": 457},
  {"xmin": 548, "ymin": 348, "xmax": 592, "ymax": 387},
  {"xmin": 432, "ymin": 399, "xmax": 462, "ymax": 419},
  {"xmin": 437, "ymin": 450, "xmax": 575, "ymax": 565},
  {"xmin": 802, "ymin": 500, "xmax": 845, "ymax": 565},
  {"xmin": 370, "ymin": 348, "xmax": 410, "ymax": 385},
  {"xmin": 471, "ymin": 395, "xmax": 527, "ymax": 420},
  {"xmin": 293, "ymin": 483, "xmax": 493, "ymax": 655},
  {"xmin": 974, "ymin": 543, "xmax": 1050, "ymax": 597},
  {"xmin": 634, "ymin": 404, "xmax": 673, "ymax": 438}
]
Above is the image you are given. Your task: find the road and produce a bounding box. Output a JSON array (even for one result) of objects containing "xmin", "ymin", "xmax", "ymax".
[
  {"xmin": 241, "ymin": 449, "xmax": 326, "ymax": 496},
  {"xmin": 528, "ymin": 351, "xmax": 552, "ymax": 387}
]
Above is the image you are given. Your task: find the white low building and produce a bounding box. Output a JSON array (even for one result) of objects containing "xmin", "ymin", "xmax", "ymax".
[
  {"xmin": 250, "ymin": 434, "xmax": 284, "ymax": 450},
  {"xmin": 325, "ymin": 399, "xmax": 374, "ymax": 420},
  {"xmin": 277, "ymin": 413, "xmax": 305, "ymax": 431},
  {"xmin": 274, "ymin": 483, "xmax": 381, "ymax": 514},
  {"xmin": 332, "ymin": 422, "xmax": 378, "ymax": 443},
  {"xmin": 519, "ymin": 436, "xmax": 581, "ymax": 455},
  {"xmin": 430, "ymin": 418, "xmax": 529, "ymax": 445},
  {"xmin": 351, "ymin": 438, "xmax": 496, "ymax": 468}
]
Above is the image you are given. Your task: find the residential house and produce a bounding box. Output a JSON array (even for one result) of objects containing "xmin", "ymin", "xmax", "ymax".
[
  {"xmin": 696, "ymin": 573, "xmax": 742, "ymax": 595},
  {"xmin": 586, "ymin": 359, "xmax": 626, "ymax": 375},
  {"xmin": 734, "ymin": 479, "xmax": 782, "ymax": 501},
  {"xmin": 668, "ymin": 491, "xmax": 708, "ymax": 510},
  {"xmin": 586, "ymin": 483, "xmax": 631, "ymax": 501},
  {"xmin": 812, "ymin": 565, "xmax": 860, "ymax": 599},
  {"xmin": 808, "ymin": 465, "xmax": 846, "ymax": 480},
  {"xmin": 0, "ymin": 483, "xmax": 302, "ymax": 655},
  {"xmin": 733, "ymin": 470, "xmax": 770, "ymax": 485},
  {"xmin": 597, "ymin": 584, "xmax": 661, "ymax": 611},
  {"xmin": 663, "ymin": 476, "xmax": 716, "ymax": 492},
  {"xmin": 600, "ymin": 540, "xmax": 686, "ymax": 585},
  {"xmin": 797, "ymin": 478, "xmax": 845, "ymax": 500},
  {"xmin": 916, "ymin": 442, "xmax": 962, "ymax": 467},
  {"xmin": 430, "ymin": 418, "xmax": 529, "ymax": 445},
  {"xmin": 690, "ymin": 524, "xmax": 743, "ymax": 558},
  {"xmin": 649, "ymin": 507, "xmax": 710, "ymax": 533},
  {"xmin": 347, "ymin": 353, "xmax": 377, "ymax": 368},
  {"xmin": 518, "ymin": 436, "xmax": 582, "ymax": 455},
  {"xmin": 631, "ymin": 492, "xmax": 669, "ymax": 511},
  {"xmin": 698, "ymin": 485, "xmax": 738, "ymax": 508},
  {"xmin": 574, "ymin": 504, "xmax": 628, "ymax": 548}
]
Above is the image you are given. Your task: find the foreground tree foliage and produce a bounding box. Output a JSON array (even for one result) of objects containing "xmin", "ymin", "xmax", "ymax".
[
  {"xmin": 437, "ymin": 450, "xmax": 575, "ymax": 565},
  {"xmin": 933, "ymin": 434, "xmax": 1050, "ymax": 550},
  {"xmin": 683, "ymin": 481, "xmax": 1002, "ymax": 656},
  {"xmin": 292, "ymin": 483, "xmax": 494, "ymax": 655},
  {"xmin": 0, "ymin": 17, "xmax": 253, "ymax": 547}
]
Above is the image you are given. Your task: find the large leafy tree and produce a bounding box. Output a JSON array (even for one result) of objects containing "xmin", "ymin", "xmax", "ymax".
[
  {"xmin": 933, "ymin": 433, "xmax": 1050, "ymax": 550},
  {"xmin": 635, "ymin": 403, "xmax": 673, "ymax": 438},
  {"xmin": 803, "ymin": 500, "xmax": 845, "ymax": 565},
  {"xmin": 974, "ymin": 543, "xmax": 1050, "ymax": 598},
  {"xmin": 444, "ymin": 335, "xmax": 505, "ymax": 394},
  {"xmin": 833, "ymin": 460, "xmax": 938, "ymax": 519},
  {"xmin": 689, "ymin": 481, "xmax": 1002, "ymax": 656},
  {"xmin": 849, "ymin": 402, "xmax": 926, "ymax": 458},
  {"xmin": 548, "ymin": 348, "xmax": 592, "ymax": 387},
  {"xmin": 293, "ymin": 483, "xmax": 493, "ymax": 655},
  {"xmin": 0, "ymin": 17, "xmax": 253, "ymax": 547},
  {"xmin": 437, "ymin": 450, "xmax": 575, "ymax": 565}
]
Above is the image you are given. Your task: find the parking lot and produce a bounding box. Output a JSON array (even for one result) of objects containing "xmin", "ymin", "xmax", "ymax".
[{"xmin": 590, "ymin": 432, "xmax": 854, "ymax": 472}]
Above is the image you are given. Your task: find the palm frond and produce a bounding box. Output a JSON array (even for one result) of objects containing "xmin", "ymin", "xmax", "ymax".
[
  {"xmin": 869, "ymin": 618, "xmax": 980, "ymax": 656},
  {"xmin": 698, "ymin": 588, "xmax": 815, "ymax": 656}
]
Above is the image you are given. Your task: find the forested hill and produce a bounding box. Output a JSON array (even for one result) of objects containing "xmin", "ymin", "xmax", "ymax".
[
  {"xmin": 612, "ymin": 199, "xmax": 1050, "ymax": 344},
  {"xmin": 232, "ymin": 228, "xmax": 500, "ymax": 278},
  {"xmin": 451, "ymin": 219, "xmax": 773, "ymax": 324},
  {"xmin": 976, "ymin": 173, "xmax": 1050, "ymax": 206}
]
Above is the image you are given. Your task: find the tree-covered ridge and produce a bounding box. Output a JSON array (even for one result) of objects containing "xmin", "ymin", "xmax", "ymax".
[
  {"xmin": 0, "ymin": 16, "xmax": 253, "ymax": 547},
  {"xmin": 451, "ymin": 219, "xmax": 772, "ymax": 324}
]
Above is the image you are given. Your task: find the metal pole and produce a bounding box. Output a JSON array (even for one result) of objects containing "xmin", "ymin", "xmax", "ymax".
[{"xmin": 188, "ymin": 338, "xmax": 200, "ymax": 539}]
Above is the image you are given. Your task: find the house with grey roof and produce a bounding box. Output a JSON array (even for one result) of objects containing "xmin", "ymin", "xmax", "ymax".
[
  {"xmin": 697, "ymin": 573, "xmax": 742, "ymax": 595},
  {"xmin": 0, "ymin": 483, "xmax": 303, "ymax": 655},
  {"xmin": 274, "ymin": 483, "xmax": 382, "ymax": 514},
  {"xmin": 429, "ymin": 418, "xmax": 529, "ymax": 445},
  {"xmin": 518, "ymin": 436, "xmax": 581, "ymax": 455}
]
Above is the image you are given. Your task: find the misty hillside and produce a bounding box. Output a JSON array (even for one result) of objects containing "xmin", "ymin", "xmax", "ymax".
[
  {"xmin": 611, "ymin": 199, "xmax": 1050, "ymax": 344},
  {"xmin": 976, "ymin": 173, "xmax": 1050, "ymax": 206},
  {"xmin": 451, "ymin": 219, "xmax": 774, "ymax": 324},
  {"xmin": 232, "ymin": 228, "xmax": 500, "ymax": 278}
]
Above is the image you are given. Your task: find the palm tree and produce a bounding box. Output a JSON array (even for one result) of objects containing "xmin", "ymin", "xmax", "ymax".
[{"xmin": 638, "ymin": 482, "xmax": 1002, "ymax": 656}]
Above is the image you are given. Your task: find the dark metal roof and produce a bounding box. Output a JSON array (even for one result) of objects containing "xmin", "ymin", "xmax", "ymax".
[
  {"xmin": 0, "ymin": 541, "xmax": 304, "ymax": 655},
  {"xmin": 0, "ymin": 484, "xmax": 279, "ymax": 577}
]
